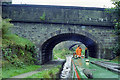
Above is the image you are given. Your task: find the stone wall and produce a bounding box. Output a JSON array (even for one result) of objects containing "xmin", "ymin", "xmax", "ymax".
[
  {"xmin": 2, "ymin": 4, "xmax": 117, "ymax": 26},
  {"xmin": 11, "ymin": 22, "xmax": 117, "ymax": 48},
  {"xmin": 11, "ymin": 22, "xmax": 118, "ymax": 64}
]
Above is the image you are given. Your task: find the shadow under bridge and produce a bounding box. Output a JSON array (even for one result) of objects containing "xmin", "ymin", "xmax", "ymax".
[{"xmin": 41, "ymin": 33, "xmax": 98, "ymax": 64}]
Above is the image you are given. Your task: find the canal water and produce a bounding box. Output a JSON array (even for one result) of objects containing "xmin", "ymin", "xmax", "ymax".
[{"xmin": 60, "ymin": 55, "xmax": 72, "ymax": 78}]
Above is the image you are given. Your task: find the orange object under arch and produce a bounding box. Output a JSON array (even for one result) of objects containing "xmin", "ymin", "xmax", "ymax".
[{"xmin": 76, "ymin": 47, "xmax": 82, "ymax": 56}]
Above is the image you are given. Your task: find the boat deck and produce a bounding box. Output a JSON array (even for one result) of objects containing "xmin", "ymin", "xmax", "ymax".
[{"xmin": 71, "ymin": 57, "xmax": 119, "ymax": 79}]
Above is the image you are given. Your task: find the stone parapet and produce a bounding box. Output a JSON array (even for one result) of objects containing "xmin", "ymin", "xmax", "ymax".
[{"xmin": 2, "ymin": 4, "xmax": 117, "ymax": 26}]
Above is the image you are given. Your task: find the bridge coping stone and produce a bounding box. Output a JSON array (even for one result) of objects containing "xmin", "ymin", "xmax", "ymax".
[{"xmin": 2, "ymin": 4, "xmax": 117, "ymax": 27}]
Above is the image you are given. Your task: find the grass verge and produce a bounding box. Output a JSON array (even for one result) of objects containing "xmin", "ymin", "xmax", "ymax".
[
  {"xmin": 2, "ymin": 64, "xmax": 41, "ymax": 78},
  {"xmin": 27, "ymin": 65, "xmax": 61, "ymax": 78}
]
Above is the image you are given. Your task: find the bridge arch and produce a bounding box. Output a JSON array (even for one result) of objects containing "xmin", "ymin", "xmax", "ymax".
[{"xmin": 40, "ymin": 29, "xmax": 103, "ymax": 64}]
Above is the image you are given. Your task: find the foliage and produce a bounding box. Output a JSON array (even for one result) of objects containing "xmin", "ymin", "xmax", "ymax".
[
  {"xmin": 53, "ymin": 49, "xmax": 74, "ymax": 59},
  {"xmin": 105, "ymin": 1, "xmax": 120, "ymax": 56},
  {"xmin": 40, "ymin": 12, "xmax": 46, "ymax": 21},
  {"xmin": 111, "ymin": 1, "xmax": 120, "ymax": 56},
  {"xmin": 2, "ymin": 34, "xmax": 35, "ymax": 50},
  {"xmin": 2, "ymin": 47, "xmax": 37, "ymax": 67},
  {"xmin": 0, "ymin": 19, "xmax": 13, "ymax": 47},
  {"xmin": 1, "ymin": 19, "xmax": 37, "ymax": 67},
  {"xmin": 1, "ymin": 19, "xmax": 13, "ymax": 35}
]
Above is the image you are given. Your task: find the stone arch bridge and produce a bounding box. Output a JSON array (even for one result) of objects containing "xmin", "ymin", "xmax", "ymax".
[{"xmin": 2, "ymin": 4, "xmax": 118, "ymax": 64}]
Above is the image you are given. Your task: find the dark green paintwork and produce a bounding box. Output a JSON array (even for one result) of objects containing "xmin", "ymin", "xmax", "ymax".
[{"xmin": 72, "ymin": 57, "xmax": 119, "ymax": 78}]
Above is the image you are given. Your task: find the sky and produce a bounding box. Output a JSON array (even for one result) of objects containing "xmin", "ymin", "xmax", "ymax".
[{"xmin": 12, "ymin": 0, "xmax": 115, "ymax": 8}]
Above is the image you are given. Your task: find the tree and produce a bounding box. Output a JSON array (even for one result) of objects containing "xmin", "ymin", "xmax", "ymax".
[{"xmin": 111, "ymin": 0, "xmax": 120, "ymax": 56}]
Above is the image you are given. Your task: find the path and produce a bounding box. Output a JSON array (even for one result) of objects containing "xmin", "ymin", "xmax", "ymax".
[{"xmin": 11, "ymin": 60, "xmax": 65, "ymax": 78}]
